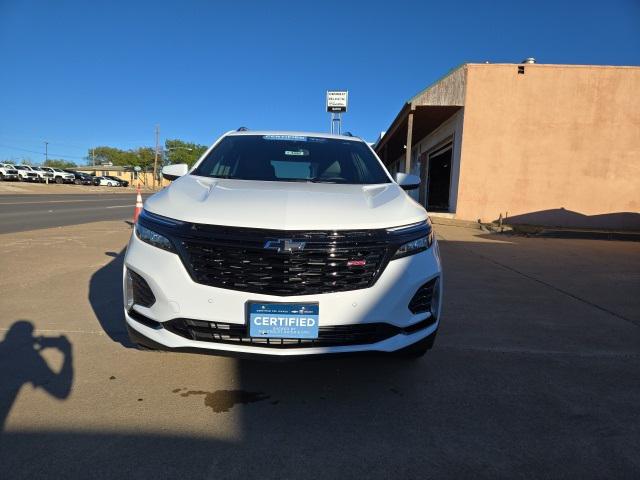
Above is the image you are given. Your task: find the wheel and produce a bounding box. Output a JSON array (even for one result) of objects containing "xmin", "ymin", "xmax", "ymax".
[
  {"xmin": 55, "ymin": 177, "xmax": 63, "ymax": 184},
  {"xmin": 0, "ymin": 173, "xmax": 4, "ymax": 181},
  {"xmin": 18, "ymin": 175, "xmax": 23, "ymax": 182}
]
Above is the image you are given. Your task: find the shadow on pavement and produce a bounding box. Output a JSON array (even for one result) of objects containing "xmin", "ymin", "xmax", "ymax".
[
  {"xmin": 88, "ymin": 248, "xmax": 134, "ymax": 347},
  {"xmin": 0, "ymin": 320, "xmax": 73, "ymax": 430}
]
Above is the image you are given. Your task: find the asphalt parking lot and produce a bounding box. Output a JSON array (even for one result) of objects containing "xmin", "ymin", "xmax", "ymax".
[{"xmin": 1, "ymin": 216, "xmax": 639, "ymax": 479}]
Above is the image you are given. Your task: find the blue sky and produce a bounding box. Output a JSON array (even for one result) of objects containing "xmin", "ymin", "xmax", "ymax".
[{"xmin": 1, "ymin": 0, "xmax": 638, "ymax": 164}]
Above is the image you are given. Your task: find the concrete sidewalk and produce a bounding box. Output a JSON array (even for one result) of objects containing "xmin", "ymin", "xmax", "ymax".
[{"xmin": 0, "ymin": 221, "xmax": 639, "ymax": 478}]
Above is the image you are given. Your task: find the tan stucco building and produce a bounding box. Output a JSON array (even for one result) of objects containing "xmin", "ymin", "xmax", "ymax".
[{"xmin": 375, "ymin": 62, "xmax": 640, "ymax": 230}]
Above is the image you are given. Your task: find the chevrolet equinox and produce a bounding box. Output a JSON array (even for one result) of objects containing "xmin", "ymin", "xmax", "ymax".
[{"xmin": 123, "ymin": 130, "xmax": 442, "ymax": 358}]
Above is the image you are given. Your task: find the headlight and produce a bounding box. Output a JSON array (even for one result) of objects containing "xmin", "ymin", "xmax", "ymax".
[
  {"xmin": 135, "ymin": 223, "xmax": 175, "ymax": 252},
  {"xmin": 389, "ymin": 221, "xmax": 434, "ymax": 259},
  {"xmin": 393, "ymin": 233, "xmax": 433, "ymax": 258}
]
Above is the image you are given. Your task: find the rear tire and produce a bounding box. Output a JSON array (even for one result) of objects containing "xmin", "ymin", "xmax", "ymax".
[{"xmin": 55, "ymin": 177, "xmax": 63, "ymax": 184}]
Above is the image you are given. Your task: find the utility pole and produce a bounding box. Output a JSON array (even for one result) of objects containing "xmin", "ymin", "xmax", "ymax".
[
  {"xmin": 153, "ymin": 124, "xmax": 160, "ymax": 189},
  {"xmin": 44, "ymin": 141, "xmax": 49, "ymax": 164},
  {"xmin": 92, "ymin": 148, "xmax": 95, "ymax": 167}
]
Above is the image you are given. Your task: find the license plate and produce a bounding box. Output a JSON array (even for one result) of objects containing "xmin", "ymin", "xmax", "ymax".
[{"xmin": 248, "ymin": 303, "xmax": 319, "ymax": 339}]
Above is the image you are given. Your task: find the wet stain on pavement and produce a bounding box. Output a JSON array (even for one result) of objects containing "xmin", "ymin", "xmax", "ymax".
[{"xmin": 174, "ymin": 388, "xmax": 270, "ymax": 413}]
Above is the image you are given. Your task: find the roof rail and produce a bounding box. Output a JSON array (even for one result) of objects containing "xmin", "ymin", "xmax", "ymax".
[
  {"xmin": 237, "ymin": 126, "xmax": 248, "ymax": 131},
  {"xmin": 343, "ymin": 131, "xmax": 354, "ymax": 137}
]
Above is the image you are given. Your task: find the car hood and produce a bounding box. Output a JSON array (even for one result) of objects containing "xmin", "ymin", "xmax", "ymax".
[{"xmin": 144, "ymin": 175, "xmax": 426, "ymax": 230}]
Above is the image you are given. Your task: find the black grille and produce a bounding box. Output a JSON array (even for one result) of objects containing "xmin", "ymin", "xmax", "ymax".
[
  {"xmin": 164, "ymin": 318, "xmax": 402, "ymax": 348},
  {"xmin": 130, "ymin": 269, "xmax": 156, "ymax": 307},
  {"xmin": 408, "ymin": 278, "xmax": 438, "ymax": 314},
  {"xmin": 175, "ymin": 227, "xmax": 391, "ymax": 296}
]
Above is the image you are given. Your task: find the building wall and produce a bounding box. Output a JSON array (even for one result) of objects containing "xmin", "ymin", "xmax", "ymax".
[{"xmin": 456, "ymin": 64, "xmax": 640, "ymax": 229}]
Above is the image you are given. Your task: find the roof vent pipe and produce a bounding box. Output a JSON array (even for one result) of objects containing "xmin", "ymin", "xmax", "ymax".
[{"xmin": 522, "ymin": 57, "xmax": 536, "ymax": 64}]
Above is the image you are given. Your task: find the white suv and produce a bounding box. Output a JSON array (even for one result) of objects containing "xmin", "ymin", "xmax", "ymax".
[
  {"xmin": 0, "ymin": 164, "xmax": 20, "ymax": 181},
  {"xmin": 41, "ymin": 167, "xmax": 75, "ymax": 184},
  {"xmin": 123, "ymin": 131, "xmax": 442, "ymax": 358},
  {"xmin": 29, "ymin": 166, "xmax": 55, "ymax": 182},
  {"xmin": 13, "ymin": 165, "xmax": 40, "ymax": 182}
]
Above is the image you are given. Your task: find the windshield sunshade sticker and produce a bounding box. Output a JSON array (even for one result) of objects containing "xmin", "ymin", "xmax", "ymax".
[{"xmin": 263, "ymin": 135, "xmax": 307, "ymax": 142}]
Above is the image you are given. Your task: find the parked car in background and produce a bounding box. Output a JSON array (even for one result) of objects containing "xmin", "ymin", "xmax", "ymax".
[
  {"xmin": 0, "ymin": 164, "xmax": 20, "ymax": 181},
  {"xmin": 41, "ymin": 167, "xmax": 75, "ymax": 184},
  {"xmin": 64, "ymin": 170, "xmax": 94, "ymax": 185},
  {"xmin": 13, "ymin": 165, "xmax": 40, "ymax": 182},
  {"xmin": 105, "ymin": 175, "xmax": 129, "ymax": 187},
  {"xmin": 96, "ymin": 176, "xmax": 120, "ymax": 186},
  {"xmin": 29, "ymin": 166, "xmax": 55, "ymax": 183}
]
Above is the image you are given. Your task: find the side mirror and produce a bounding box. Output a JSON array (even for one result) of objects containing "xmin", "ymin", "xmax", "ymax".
[
  {"xmin": 395, "ymin": 172, "xmax": 421, "ymax": 190},
  {"xmin": 162, "ymin": 163, "xmax": 189, "ymax": 181}
]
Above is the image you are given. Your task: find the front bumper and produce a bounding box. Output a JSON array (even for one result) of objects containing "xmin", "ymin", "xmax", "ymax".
[{"xmin": 123, "ymin": 231, "xmax": 443, "ymax": 357}]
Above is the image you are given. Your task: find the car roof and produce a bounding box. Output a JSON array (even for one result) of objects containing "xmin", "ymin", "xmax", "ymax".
[{"xmin": 224, "ymin": 130, "xmax": 362, "ymax": 142}]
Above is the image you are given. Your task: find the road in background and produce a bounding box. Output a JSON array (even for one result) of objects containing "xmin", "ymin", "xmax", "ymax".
[{"xmin": 0, "ymin": 193, "xmax": 150, "ymax": 233}]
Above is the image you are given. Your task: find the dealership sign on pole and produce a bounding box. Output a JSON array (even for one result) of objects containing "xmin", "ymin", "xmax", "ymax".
[
  {"xmin": 327, "ymin": 90, "xmax": 348, "ymax": 134},
  {"xmin": 326, "ymin": 91, "xmax": 348, "ymax": 113}
]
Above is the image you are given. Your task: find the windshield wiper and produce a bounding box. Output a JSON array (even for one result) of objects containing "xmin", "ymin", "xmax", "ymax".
[{"xmin": 306, "ymin": 177, "xmax": 339, "ymax": 184}]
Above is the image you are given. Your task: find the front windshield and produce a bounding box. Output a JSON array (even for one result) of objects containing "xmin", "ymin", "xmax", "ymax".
[{"xmin": 192, "ymin": 135, "xmax": 391, "ymax": 185}]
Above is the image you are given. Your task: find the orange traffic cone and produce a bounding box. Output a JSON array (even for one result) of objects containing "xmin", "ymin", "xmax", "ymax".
[{"xmin": 133, "ymin": 184, "xmax": 143, "ymax": 223}]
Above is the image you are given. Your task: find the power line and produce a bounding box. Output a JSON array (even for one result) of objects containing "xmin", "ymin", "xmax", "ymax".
[{"xmin": 0, "ymin": 143, "xmax": 87, "ymax": 161}]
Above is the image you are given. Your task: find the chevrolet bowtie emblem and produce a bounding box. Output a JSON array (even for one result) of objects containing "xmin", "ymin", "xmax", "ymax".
[{"xmin": 263, "ymin": 239, "xmax": 306, "ymax": 253}]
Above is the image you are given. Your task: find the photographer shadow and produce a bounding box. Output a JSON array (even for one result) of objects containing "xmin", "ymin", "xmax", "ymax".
[{"xmin": 0, "ymin": 320, "xmax": 73, "ymax": 430}]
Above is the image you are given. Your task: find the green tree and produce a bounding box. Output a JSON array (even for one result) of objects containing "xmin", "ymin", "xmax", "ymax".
[
  {"xmin": 87, "ymin": 140, "xmax": 206, "ymax": 170},
  {"xmin": 165, "ymin": 139, "xmax": 208, "ymax": 167},
  {"xmin": 44, "ymin": 159, "xmax": 77, "ymax": 169},
  {"xmin": 88, "ymin": 146, "xmax": 155, "ymax": 169}
]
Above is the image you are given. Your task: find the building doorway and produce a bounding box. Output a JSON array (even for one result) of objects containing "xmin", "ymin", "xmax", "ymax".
[{"xmin": 426, "ymin": 143, "xmax": 452, "ymax": 211}]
